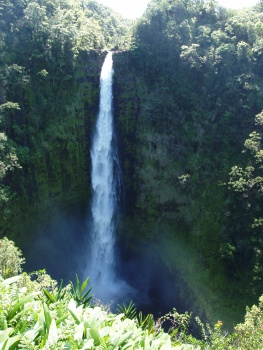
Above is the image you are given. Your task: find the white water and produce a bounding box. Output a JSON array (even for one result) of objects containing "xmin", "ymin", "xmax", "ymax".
[
  {"xmin": 87, "ymin": 52, "xmax": 131, "ymax": 302},
  {"xmin": 90, "ymin": 52, "xmax": 115, "ymax": 288}
]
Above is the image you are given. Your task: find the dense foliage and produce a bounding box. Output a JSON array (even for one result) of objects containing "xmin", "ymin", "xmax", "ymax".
[
  {"xmin": 0, "ymin": 237, "xmax": 25, "ymax": 278},
  {"xmin": 0, "ymin": 275, "xmax": 176, "ymax": 349},
  {"xmin": 1, "ymin": 0, "xmax": 263, "ymax": 337},
  {"xmin": 0, "ymin": 238, "xmax": 179, "ymax": 349},
  {"xmin": 114, "ymin": 0, "xmax": 263, "ymax": 324},
  {"xmin": 1, "ymin": 238, "xmax": 263, "ymax": 349},
  {"xmin": 0, "ymin": 0, "xmax": 132, "ymax": 237}
]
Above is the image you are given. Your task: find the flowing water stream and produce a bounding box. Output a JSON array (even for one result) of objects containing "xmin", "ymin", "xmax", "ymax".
[{"xmin": 87, "ymin": 52, "xmax": 130, "ymax": 302}]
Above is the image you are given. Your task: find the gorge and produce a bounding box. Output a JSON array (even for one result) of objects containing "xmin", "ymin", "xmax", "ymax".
[{"xmin": 1, "ymin": 0, "xmax": 263, "ymax": 334}]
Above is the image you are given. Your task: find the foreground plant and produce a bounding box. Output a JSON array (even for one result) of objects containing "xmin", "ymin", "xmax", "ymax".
[
  {"xmin": 3, "ymin": 271, "xmax": 263, "ymax": 349},
  {"xmin": 69, "ymin": 275, "xmax": 93, "ymax": 308},
  {"xmin": 0, "ymin": 273, "xmax": 183, "ymax": 349},
  {"xmin": 2, "ymin": 239, "xmax": 263, "ymax": 349},
  {"xmin": 0, "ymin": 238, "xmax": 197, "ymax": 349}
]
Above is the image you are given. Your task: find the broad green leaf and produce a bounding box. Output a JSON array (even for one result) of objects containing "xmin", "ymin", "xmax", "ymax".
[
  {"xmin": 47, "ymin": 319, "xmax": 58, "ymax": 345},
  {"xmin": 89, "ymin": 328, "xmax": 102, "ymax": 346},
  {"xmin": 1, "ymin": 276, "xmax": 21, "ymax": 287},
  {"xmin": 55, "ymin": 280, "xmax": 66, "ymax": 301},
  {"xmin": 2, "ymin": 335, "xmax": 21, "ymax": 350},
  {"xmin": 74, "ymin": 322, "xmax": 84, "ymax": 341},
  {"xmin": 43, "ymin": 302, "xmax": 52, "ymax": 331},
  {"xmin": 105, "ymin": 345, "xmax": 115, "ymax": 350},
  {"xmin": 0, "ymin": 329, "xmax": 13, "ymax": 344},
  {"xmin": 140, "ymin": 334, "xmax": 151, "ymax": 350},
  {"xmin": 68, "ymin": 299, "xmax": 77, "ymax": 312},
  {"xmin": 82, "ymin": 339, "xmax": 94, "ymax": 349},
  {"xmin": 112, "ymin": 330, "xmax": 133, "ymax": 346},
  {"xmin": 24, "ymin": 327, "xmax": 41, "ymax": 341},
  {"xmin": 76, "ymin": 275, "xmax": 80, "ymax": 292},
  {"xmin": 122, "ymin": 343, "xmax": 136, "ymax": 350},
  {"xmin": 80, "ymin": 277, "xmax": 89, "ymax": 293},
  {"xmin": 68, "ymin": 308, "xmax": 80, "ymax": 325},
  {"xmin": 56, "ymin": 314, "xmax": 69, "ymax": 326},
  {"xmin": 43, "ymin": 289, "xmax": 55, "ymax": 303},
  {"xmin": 7, "ymin": 292, "xmax": 39, "ymax": 320},
  {"xmin": 36, "ymin": 311, "xmax": 45, "ymax": 337},
  {"xmin": 18, "ymin": 320, "xmax": 28, "ymax": 334}
]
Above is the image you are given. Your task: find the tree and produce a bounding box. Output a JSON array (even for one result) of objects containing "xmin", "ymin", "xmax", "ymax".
[
  {"xmin": 228, "ymin": 110, "xmax": 263, "ymax": 293},
  {"xmin": 0, "ymin": 237, "xmax": 25, "ymax": 278},
  {"xmin": 0, "ymin": 102, "xmax": 21, "ymax": 181},
  {"xmin": 229, "ymin": 110, "xmax": 263, "ymax": 229}
]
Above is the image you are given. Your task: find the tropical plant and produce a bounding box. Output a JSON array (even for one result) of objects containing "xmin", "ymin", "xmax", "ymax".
[
  {"xmin": 138, "ymin": 311, "xmax": 155, "ymax": 333},
  {"xmin": 228, "ymin": 110, "xmax": 263, "ymax": 295},
  {"xmin": 43, "ymin": 279, "xmax": 67, "ymax": 305},
  {"xmin": 117, "ymin": 301, "xmax": 155, "ymax": 333},
  {"xmin": 0, "ymin": 273, "xmax": 179, "ymax": 349},
  {"xmin": 155, "ymin": 309, "xmax": 192, "ymax": 346},
  {"xmin": 117, "ymin": 300, "xmax": 137, "ymax": 320},
  {"xmin": 69, "ymin": 274, "xmax": 93, "ymax": 308},
  {"xmin": 194, "ymin": 295, "xmax": 263, "ymax": 349},
  {"xmin": 0, "ymin": 243, "xmax": 263, "ymax": 349},
  {"xmin": 0, "ymin": 237, "xmax": 25, "ymax": 278}
]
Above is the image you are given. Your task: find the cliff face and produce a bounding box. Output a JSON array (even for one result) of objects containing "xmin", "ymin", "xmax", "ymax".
[
  {"xmin": 4, "ymin": 48, "xmax": 208, "ymax": 318},
  {"xmin": 113, "ymin": 52, "xmax": 207, "ymax": 320},
  {"xmin": 110, "ymin": 0, "xmax": 263, "ymax": 325},
  {"xmin": 1, "ymin": 45, "xmax": 262, "ymax": 327},
  {"xmin": 113, "ymin": 52, "xmax": 140, "ymax": 217},
  {"xmin": 112, "ymin": 48, "xmax": 261, "ymax": 327},
  {"xmin": 1, "ymin": 51, "xmax": 106, "ymax": 252}
]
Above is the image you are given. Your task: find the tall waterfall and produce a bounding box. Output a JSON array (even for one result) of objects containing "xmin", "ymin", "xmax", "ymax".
[{"xmin": 89, "ymin": 52, "xmax": 119, "ymax": 300}]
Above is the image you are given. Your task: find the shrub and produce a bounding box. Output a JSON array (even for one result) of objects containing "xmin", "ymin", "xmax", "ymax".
[
  {"xmin": 0, "ymin": 237, "xmax": 25, "ymax": 278},
  {"xmin": 0, "ymin": 274, "xmax": 176, "ymax": 349}
]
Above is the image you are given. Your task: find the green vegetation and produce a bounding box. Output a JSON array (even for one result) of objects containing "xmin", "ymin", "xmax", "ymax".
[
  {"xmin": 1, "ymin": 237, "xmax": 263, "ymax": 349},
  {"xmin": 113, "ymin": 0, "xmax": 263, "ymax": 325},
  {"xmin": 0, "ymin": 274, "xmax": 177, "ymax": 349},
  {"xmin": 1, "ymin": 0, "xmax": 263, "ymax": 341},
  {"xmin": 0, "ymin": 0, "xmax": 132, "ymax": 242},
  {"xmin": 0, "ymin": 237, "xmax": 25, "ymax": 278},
  {"xmin": 0, "ymin": 238, "xmax": 178, "ymax": 349}
]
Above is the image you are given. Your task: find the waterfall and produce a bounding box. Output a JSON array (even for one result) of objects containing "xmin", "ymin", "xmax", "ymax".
[{"xmin": 88, "ymin": 52, "xmax": 119, "ymax": 300}]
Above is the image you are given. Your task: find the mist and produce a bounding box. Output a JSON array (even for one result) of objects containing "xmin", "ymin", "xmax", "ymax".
[
  {"xmin": 25, "ymin": 205, "xmax": 87, "ymax": 282},
  {"xmin": 24, "ymin": 204, "xmax": 184, "ymax": 318}
]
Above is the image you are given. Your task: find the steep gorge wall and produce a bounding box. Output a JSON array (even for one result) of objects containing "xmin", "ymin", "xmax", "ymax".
[
  {"xmin": 1, "ymin": 46, "xmax": 261, "ymax": 326},
  {"xmin": 112, "ymin": 51, "xmax": 256, "ymax": 327},
  {"xmin": 1, "ymin": 51, "xmax": 106, "ymax": 254}
]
